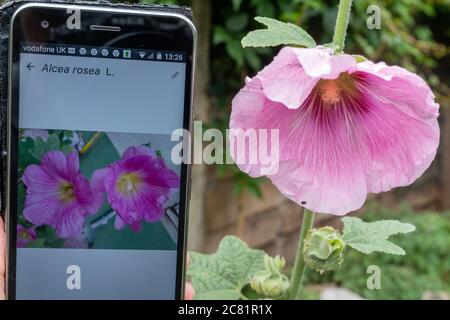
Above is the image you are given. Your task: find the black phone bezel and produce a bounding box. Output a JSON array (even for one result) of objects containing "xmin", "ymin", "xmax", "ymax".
[{"xmin": 7, "ymin": 3, "xmax": 195, "ymax": 300}]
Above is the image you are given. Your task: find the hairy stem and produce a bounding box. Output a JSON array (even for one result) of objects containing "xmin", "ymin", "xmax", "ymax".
[
  {"xmin": 332, "ymin": 0, "xmax": 354, "ymax": 53},
  {"xmin": 288, "ymin": 209, "xmax": 315, "ymax": 300}
]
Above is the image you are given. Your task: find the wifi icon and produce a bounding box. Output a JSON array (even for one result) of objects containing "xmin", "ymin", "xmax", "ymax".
[{"xmin": 138, "ymin": 51, "xmax": 146, "ymax": 59}]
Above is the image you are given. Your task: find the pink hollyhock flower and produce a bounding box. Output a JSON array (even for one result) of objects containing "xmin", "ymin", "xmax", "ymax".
[
  {"xmin": 17, "ymin": 225, "xmax": 37, "ymax": 248},
  {"xmin": 230, "ymin": 47, "xmax": 440, "ymax": 215},
  {"xmin": 22, "ymin": 150, "xmax": 103, "ymax": 237},
  {"xmin": 91, "ymin": 146, "xmax": 180, "ymax": 231}
]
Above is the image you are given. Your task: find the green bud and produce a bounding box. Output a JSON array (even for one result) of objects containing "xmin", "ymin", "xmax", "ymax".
[
  {"xmin": 249, "ymin": 269, "xmax": 271, "ymax": 295},
  {"xmin": 264, "ymin": 254, "xmax": 286, "ymax": 272},
  {"xmin": 272, "ymin": 255, "xmax": 286, "ymax": 270},
  {"xmin": 249, "ymin": 255, "xmax": 290, "ymax": 299},
  {"xmin": 303, "ymin": 226, "xmax": 346, "ymax": 273},
  {"xmin": 260, "ymin": 276, "xmax": 290, "ymax": 299}
]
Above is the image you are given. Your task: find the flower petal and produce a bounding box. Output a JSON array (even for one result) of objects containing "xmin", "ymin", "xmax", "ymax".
[
  {"xmin": 350, "ymin": 68, "xmax": 440, "ymax": 193},
  {"xmin": 356, "ymin": 61, "xmax": 439, "ymax": 118},
  {"xmin": 22, "ymin": 164, "xmax": 60, "ymax": 193},
  {"xmin": 66, "ymin": 150, "xmax": 80, "ymax": 178},
  {"xmin": 122, "ymin": 146, "xmax": 156, "ymax": 160},
  {"xmin": 40, "ymin": 150, "xmax": 70, "ymax": 180},
  {"xmin": 91, "ymin": 168, "xmax": 109, "ymax": 193},
  {"xmin": 73, "ymin": 175, "xmax": 103, "ymax": 214},
  {"xmin": 114, "ymin": 214, "xmax": 126, "ymax": 230},
  {"xmin": 23, "ymin": 192, "xmax": 64, "ymax": 226},
  {"xmin": 230, "ymin": 78, "xmax": 280, "ymax": 177},
  {"xmin": 52, "ymin": 205, "xmax": 86, "ymax": 237},
  {"xmin": 257, "ymin": 47, "xmax": 319, "ymax": 109},
  {"xmin": 256, "ymin": 47, "xmax": 358, "ymax": 110},
  {"xmin": 293, "ymin": 47, "xmax": 357, "ymax": 79}
]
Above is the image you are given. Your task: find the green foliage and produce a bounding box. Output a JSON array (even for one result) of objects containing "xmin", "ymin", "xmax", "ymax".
[
  {"xmin": 28, "ymin": 133, "xmax": 73, "ymax": 161},
  {"xmin": 188, "ymin": 215, "xmax": 419, "ymax": 300},
  {"xmin": 19, "ymin": 130, "xmax": 73, "ymax": 170},
  {"xmin": 306, "ymin": 208, "xmax": 450, "ymax": 299},
  {"xmin": 242, "ymin": 17, "xmax": 316, "ymax": 48},
  {"xmin": 342, "ymin": 217, "xmax": 415, "ymax": 255},
  {"xmin": 33, "ymin": 227, "xmax": 64, "ymax": 248},
  {"xmin": 188, "ymin": 236, "xmax": 266, "ymax": 300}
]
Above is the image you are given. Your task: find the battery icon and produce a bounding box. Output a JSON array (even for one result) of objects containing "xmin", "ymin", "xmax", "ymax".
[
  {"xmin": 123, "ymin": 49, "xmax": 131, "ymax": 59},
  {"xmin": 156, "ymin": 52, "xmax": 162, "ymax": 60}
]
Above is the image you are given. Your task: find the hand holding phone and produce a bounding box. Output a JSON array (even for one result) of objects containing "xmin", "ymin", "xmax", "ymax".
[{"xmin": 5, "ymin": 3, "xmax": 195, "ymax": 300}]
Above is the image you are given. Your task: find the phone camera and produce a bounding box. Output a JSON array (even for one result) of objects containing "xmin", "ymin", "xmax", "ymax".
[{"xmin": 40, "ymin": 20, "xmax": 50, "ymax": 29}]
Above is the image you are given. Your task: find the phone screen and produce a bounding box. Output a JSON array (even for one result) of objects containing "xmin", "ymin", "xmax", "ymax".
[{"xmin": 8, "ymin": 5, "xmax": 194, "ymax": 300}]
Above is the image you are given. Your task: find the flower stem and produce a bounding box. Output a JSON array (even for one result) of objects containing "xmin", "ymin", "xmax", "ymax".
[
  {"xmin": 332, "ymin": 0, "xmax": 354, "ymax": 53},
  {"xmin": 288, "ymin": 209, "xmax": 315, "ymax": 300},
  {"xmin": 79, "ymin": 132, "xmax": 102, "ymax": 155}
]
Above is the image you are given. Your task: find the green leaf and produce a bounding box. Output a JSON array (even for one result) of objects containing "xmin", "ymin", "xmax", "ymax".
[
  {"xmin": 60, "ymin": 144, "xmax": 74, "ymax": 155},
  {"xmin": 29, "ymin": 134, "xmax": 61, "ymax": 160},
  {"xmin": 188, "ymin": 236, "xmax": 266, "ymax": 300},
  {"xmin": 213, "ymin": 26, "xmax": 232, "ymax": 45},
  {"xmin": 342, "ymin": 217, "xmax": 416, "ymax": 255},
  {"xmin": 226, "ymin": 13, "xmax": 249, "ymax": 33},
  {"xmin": 251, "ymin": 0, "xmax": 276, "ymax": 18},
  {"xmin": 226, "ymin": 40, "xmax": 245, "ymax": 67},
  {"xmin": 242, "ymin": 17, "xmax": 316, "ymax": 48},
  {"xmin": 18, "ymin": 137, "xmax": 39, "ymax": 171},
  {"xmin": 26, "ymin": 238, "xmax": 47, "ymax": 248},
  {"xmin": 244, "ymin": 49, "xmax": 262, "ymax": 71}
]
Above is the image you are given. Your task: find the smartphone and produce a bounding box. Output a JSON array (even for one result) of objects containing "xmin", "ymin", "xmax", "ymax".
[{"xmin": 5, "ymin": 3, "xmax": 195, "ymax": 300}]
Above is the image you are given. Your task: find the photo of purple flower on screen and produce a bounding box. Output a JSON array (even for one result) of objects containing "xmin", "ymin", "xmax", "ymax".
[
  {"xmin": 22, "ymin": 150, "xmax": 104, "ymax": 238},
  {"xmin": 91, "ymin": 146, "xmax": 180, "ymax": 232},
  {"xmin": 16, "ymin": 225, "xmax": 37, "ymax": 248}
]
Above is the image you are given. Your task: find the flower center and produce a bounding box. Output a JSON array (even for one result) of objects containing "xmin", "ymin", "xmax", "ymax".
[
  {"xmin": 318, "ymin": 79, "xmax": 342, "ymax": 105},
  {"xmin": 19, "ymin": 230, "xmax": 30, "ymax": 239},
  {"xmin": 58, "ymin": 181, "xmax": 76, "ymax": 203},
  {"xmin": 317, "ymin": 73, "xmax": 356, "ymax": 107},
  {"xmin": 116, "ymin": 172, "xmax": 142, "ymax": 196}
]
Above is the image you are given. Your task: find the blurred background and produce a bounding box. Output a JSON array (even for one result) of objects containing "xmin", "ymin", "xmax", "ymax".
[{"xmin": 140, "ymin": 0, "xmax": 450, "ymax": 299}]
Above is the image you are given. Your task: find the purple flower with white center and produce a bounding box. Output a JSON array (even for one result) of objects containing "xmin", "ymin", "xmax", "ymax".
[
  {"xmin": 91, "ymin": 146, "xmax": 180, "ymax": 231},
  {"xmin": 22, "ymin": 150, "xmax": 103, "ymax": 237}
]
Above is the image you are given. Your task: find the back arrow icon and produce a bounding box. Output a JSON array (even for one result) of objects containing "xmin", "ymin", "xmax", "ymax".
[{"xmin": 26, "ymin": 62, "xmax": 35, "ymax": 71}]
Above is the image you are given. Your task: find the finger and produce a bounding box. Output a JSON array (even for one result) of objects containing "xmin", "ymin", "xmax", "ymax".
[
  {"xmin": 184, "ymin": 254, "xmax": 194, "ymax": 300},
  {"xmin": 0, "ymin": 217, "xmax": 6, "ymax": 300},
  {"xmin": 184, "ymin": 282, "xmax": 195, "ymax": 300}
]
